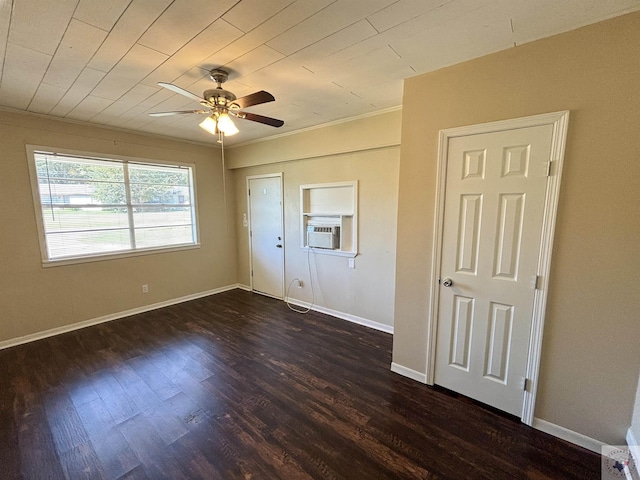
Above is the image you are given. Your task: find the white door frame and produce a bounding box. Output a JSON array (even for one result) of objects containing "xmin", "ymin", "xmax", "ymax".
[
  {"xmin": 426, "ymin": 111, "xmax": 570, "ymax": 425},
  {"xmin": 246, "ymin": 173, "xmax": 285, "ymax": 297}
]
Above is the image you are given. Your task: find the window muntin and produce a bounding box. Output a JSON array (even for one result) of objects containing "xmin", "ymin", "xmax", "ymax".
[{"xmin": 30, "ymin": 149, "xmax": 198, "ymax": 263}]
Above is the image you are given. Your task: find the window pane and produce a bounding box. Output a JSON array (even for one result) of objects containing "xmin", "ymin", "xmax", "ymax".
[
  {"xmin": 129, "ymin": 164, "xmax": 191, "ymax": 206},
  {"xmin": 47, "ymin": 228, "xmax": 131, "ymax": 259},
  {"xmin": 133, "ymin": 207, "xmax": 192, "ymax": 228},
  {"xmin": 31, "ymin": 150, "xmax": 197, "ymax": 263},
  {"xmin": 135, "ymin": 226, "xmax": 194, "ymax": 249},
  {"xmin": 36, "ymin": 156, "xmax": 126, "ymax": 206},
  {"xmin": 35, "ymin": 156, "xmax": 125, "ymax": 182},
  {"xmin": 129, "ymin": 163, "xmax": 188, "ymax": 185},
  {"xmin": 42, "ymin": 207, "xmax": 130, "ymax": 233},
  {"xmin": 133, "ymin": 206, "xmax": 194, "ymax": 248}
]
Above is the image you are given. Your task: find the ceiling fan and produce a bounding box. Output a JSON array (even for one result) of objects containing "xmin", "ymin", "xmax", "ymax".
[{"xmin": 149, "ymin": 68, "xmax": 284, "ymax": 141}]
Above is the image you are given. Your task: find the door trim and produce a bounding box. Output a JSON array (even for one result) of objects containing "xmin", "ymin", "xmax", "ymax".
[
  {"xmin": 246, "ymin": 173, "xmax": 285, "ymax": 297},
  {"xmin": 426, "ymin": 111, "xmax": 570, "ymax": 425}
]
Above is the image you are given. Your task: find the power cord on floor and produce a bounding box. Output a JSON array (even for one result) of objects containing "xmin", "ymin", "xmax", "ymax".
[{"xmin": 286, "ymin": 245, "xmax": 315, "ymax": 314}]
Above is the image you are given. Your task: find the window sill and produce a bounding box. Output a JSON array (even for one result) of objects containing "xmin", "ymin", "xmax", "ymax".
[
  {"xmin": 41, "ymin": 243, "xmax": 201, "ymax": 268},
  {"xmin": 301, "ymin": 247, "xmax": 357, "ymax": 258}
]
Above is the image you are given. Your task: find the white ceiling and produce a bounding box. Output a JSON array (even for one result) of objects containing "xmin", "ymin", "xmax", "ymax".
[{"xmin": 1, "ymin": 0, "xmax": 639, "ymax": 146}]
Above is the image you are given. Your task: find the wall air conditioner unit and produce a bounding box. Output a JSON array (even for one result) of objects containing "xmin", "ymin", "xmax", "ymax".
[{"xmin": 307, "ymin": 224, "xmax": 340, "ymax": 249}]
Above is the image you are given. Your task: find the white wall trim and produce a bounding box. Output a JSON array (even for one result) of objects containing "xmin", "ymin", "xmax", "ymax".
[
  {"xmin": 533, "ymin": 418, "xmax": 604, "ymax": 453},
  {"xmin": 426, "ymin": 111, "xmax": 570, "ymax": 427},
  {"xmin": 628, "ymin": 427, "xmax": 640, "ymax": 469},
  {"xmin": 0, "ymin": 284, "xmax": 243, "ymax": 351},
  {"xmin": 391, "ymin": 362, "xmax": 428, "ymax": 383},
  {"xmin": 285, "ymin": 297, "xmax": 393, "ymax": 334}
]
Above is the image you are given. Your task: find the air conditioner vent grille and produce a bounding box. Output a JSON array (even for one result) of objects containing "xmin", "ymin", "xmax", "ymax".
[{"xmin": 307, "ymin": 225, "xmax": 340, "ymax": 249}]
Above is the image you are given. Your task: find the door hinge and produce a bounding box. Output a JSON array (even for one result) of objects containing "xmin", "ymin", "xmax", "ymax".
[
  {"xmin": 546, "ymin": 161, "xmax": 553, "ymax": 177},
  {"xmin": 530, "ymin": 275, "xmax": 541, "ymax": 290},
  {"xmin": 251, "ymin": 270, "xmax": 253, "ymax": 277},
  {"xmin": 248, "ymin": 189, "xmax": 251, "ymax": 195},
  {"xmin": 523, "ymin": 378, "xmax": 530, "ymax": 392}
]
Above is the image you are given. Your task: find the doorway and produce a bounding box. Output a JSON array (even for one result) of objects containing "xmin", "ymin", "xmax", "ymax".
[
  {"xmin": 427, "ymin": 112, "xmax": 569, "ymax": 424},
  {"xmin": 247, "ymin": 174, "xmax": 284, "ymax": 299}
]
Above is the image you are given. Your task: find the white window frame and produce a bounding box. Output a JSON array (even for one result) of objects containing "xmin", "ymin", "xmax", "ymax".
[{"xmin": 26, "ymin": 145, "xmax": 200, "ymax": 267}]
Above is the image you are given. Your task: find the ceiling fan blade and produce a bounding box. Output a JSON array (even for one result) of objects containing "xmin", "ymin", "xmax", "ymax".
[
  {"xmin": 239, "ymin": 111, "xmax": 284, "ymax": 127},
  {"xmin": 157, "ymin": 82, "xmax": 205, "ymax": 103},
  {"xmin": 149, "ymin": 110, "xmax": 209, "ymax": 117},
  {"xmin": 233, "ymin": 90, "xmax": 275, "ymax": 109}
]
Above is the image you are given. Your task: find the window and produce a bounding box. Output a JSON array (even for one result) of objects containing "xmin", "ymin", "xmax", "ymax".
[{"xmin": 28, "ymin": 147, "xmax": 198, "ymax": 264}]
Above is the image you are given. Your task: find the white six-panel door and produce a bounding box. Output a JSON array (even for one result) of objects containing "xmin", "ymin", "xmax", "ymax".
[{"xmin": 434, "ymin": 125, "xmax": 554, "ymax": 416}]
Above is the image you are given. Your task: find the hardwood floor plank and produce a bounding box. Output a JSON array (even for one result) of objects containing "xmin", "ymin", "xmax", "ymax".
[
  {"xmin": 127, "ymin": 355, "xmax": 181, "ymax": 402},
  {"xmin": 75, "ymin": 397, "xmax": 116, "ymax": 441},
  {"xmin": 44, "ymin": 386, "xmax": 90, "ymax": 456},
  {"xmin": 15, "ymin": 391, "xmax": 67, "ymax": 479},
  {"xmin": 58, "ymin": 441, "xmax": 107, "ymax": 480},
  {"xmin": 169, "ymin": 433, "xmax": 227, "ymax": 479},
  {"xmin": 141, "ymin": 395, "xmax": 189, "ymax": 446},
  {"xmin": 0, "ymin": 289, "xmax": 601, "ymax": 479},
  {"xmin": 116, "ymin": 465, "xmax": 150, "ymax": 480},
  {"xmin": 117, "ymin": 413, "xmax": 188, "ymax": 479},
  {"xmin": 0, "ymin": 351, "xmax": 21, "ymax": 479},
  {"xmin": 89, "ymin": 371, "xmax": 139, "ymax": 425},
  {"xmin": 160, "ymin": 343, "xmax": 215, "ymax": 382},
  {"xmin": 90, "ymin": 427, "xmax": 141, "ymax": 480},
  {"xmin": 110, "ymin": 363, "xmax": 162, "ymax": 413}
]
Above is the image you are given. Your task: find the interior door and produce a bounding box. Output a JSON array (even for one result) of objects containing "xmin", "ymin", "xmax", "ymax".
[
  {"xmin": 434, "ymin": 125, "xmax": 553, "ymax": 416},
  {"xmin": 248, "ymin": 176, "xmax": 284, "ymax": 299}
]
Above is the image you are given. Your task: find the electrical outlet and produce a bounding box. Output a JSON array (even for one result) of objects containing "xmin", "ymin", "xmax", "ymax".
[{"xmin": 142, "ymin": 284, "xmax": 149, "ymax": 293}]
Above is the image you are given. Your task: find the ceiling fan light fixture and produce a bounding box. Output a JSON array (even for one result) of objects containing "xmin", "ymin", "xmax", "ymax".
[
  {"xmin": 216, "ymin": 112, "xmax": 239, "ymax": 136},
  {"xmin": 199, "ymin": 116, "xmax": 218, "ymax": 135}
]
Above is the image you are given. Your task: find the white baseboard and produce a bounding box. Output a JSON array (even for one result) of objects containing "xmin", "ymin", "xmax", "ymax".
[
  {"xmin": 237, "ymin": 284, "xmax": 251, "ymax": 291},
  {"xmin": 628, "ymin": 428, "xmax": 640, "ymax": 471},
  {"xmin": 284, "ymin": 297, "xmax": 393, "ymax": 334},
  {"xmin": 532, "ymin": 418, "xmax": 604, "ymax": 453},
  {"xmin": 0, "ymin": 283, "xmax": 242, "ymax": 351},
  {"xmin": 390, "ymin": 362, "xmax": 428, "ymax": 383}
]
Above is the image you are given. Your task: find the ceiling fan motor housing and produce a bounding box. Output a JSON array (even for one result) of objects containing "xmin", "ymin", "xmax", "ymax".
[{"xmin": 203, "ymin": 88, "xmax": 237, "ymax": 106}]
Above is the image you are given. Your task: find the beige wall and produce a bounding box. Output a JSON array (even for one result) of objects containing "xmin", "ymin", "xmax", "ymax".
[
  {"xmin": 393, "ymin": 11, "xmax": 640, "ymax": 444},
  {"xmin": 228, "ymin": 111, "xmax": 401, "ymax": 328},
  {"xmin": 0, "ymin": 111, "xmax": 237, "ymax": 344}
]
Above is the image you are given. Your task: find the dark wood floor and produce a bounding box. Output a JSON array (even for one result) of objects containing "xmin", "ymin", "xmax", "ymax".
[{"xmin": 0, "ymin": 289, "xmax": 600, "ymax": 479}]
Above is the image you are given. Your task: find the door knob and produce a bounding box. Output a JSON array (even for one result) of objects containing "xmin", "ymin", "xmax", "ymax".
[
  {"xmin": 276, "ymin": 244, "xmax": 282, "ymax": 248},
  {"xmin": 442, "ymin": 278, "xmax": 453, "ymax": 287}
]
